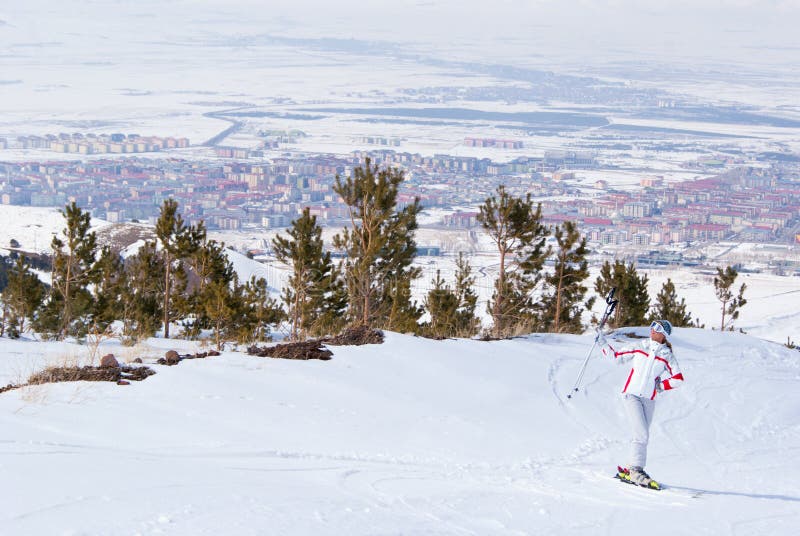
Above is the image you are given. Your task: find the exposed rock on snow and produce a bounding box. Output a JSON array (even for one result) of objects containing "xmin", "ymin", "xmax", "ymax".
[
  {"xmin": 164, "ymin": 350, "xmax": 180, "ymax": 365},
  {"xmin": 99, "ymin": 353, "xmax": 119, "ymax": 368}
]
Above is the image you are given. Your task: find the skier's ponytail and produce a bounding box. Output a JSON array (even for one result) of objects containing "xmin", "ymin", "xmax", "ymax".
[{"xmin": 664, "ymin": 340, "xmax": 673, "ymax": 351}]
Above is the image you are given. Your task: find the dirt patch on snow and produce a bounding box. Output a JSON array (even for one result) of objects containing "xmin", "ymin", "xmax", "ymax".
[
  {"xmin": 95, "ymin": 222, "xmax": 156, "ymax": 254},
  {"xmin": 247, "ymin": 340, "xmax": 333, "ymax": 361},
  {"xmin": 0, "ymin": 364, "xmax": 157, "ymax": 396},
  {"xmin": 246, "ymin": 326, "xmax": 383, "ymax": 361},
  {"xmin": 28, "ymin": 365, "xmax": 156, "ymax": 385},
  {"xmin": 0, "ymin": 383, "xmax": 20, "ymax": 395},
  {"xmin": 157, "ymin": 350, "xmax": 221, "ymax": 366},
  {"xmin": 323, "ymin": 326, "xmax": 384, "ymax": 346}
]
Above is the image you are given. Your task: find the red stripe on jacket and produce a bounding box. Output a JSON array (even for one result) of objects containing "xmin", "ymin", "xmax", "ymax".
[
  {"xmin": 622, "ymin": 368, "xmax": 635, "ymax": 393},
  {"xmin": 615, "ymin": 349, "xmax": 673, "ymax": 376},
  {"xmin": 614, "ymin": 349, "xmax": 648, "ymax": 359}
]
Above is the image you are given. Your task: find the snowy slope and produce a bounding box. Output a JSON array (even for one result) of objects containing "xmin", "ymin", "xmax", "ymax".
[
  {"xmin": 0, "ymin": 328, "xmax": 798, "ymax": 535},
  {"xmin": 0, "ymin": 205, "xmax": 112, "ymax": 254},
  {"xmin": 223, "ymin": 248, "xmax": 284, "ymax": 298}
]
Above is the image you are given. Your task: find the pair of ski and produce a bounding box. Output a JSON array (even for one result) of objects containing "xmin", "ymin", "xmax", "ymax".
[
  {"xmin": 614, "ymin": 466, "xmax": 661, "ymax": 491},
  {"xmin": 614, "ymin": 467, "xmax": 706, "ymax": 498}
]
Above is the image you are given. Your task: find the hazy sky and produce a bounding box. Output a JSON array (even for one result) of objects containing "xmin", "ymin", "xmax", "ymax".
[
  {"xmin": 2, "ymin": 0, "xmax": 798, "ymax": 69},
  {"xmin": 189, "ymin": 0, "xmax": 800, "ymax": 62},
  {"xmin": 1, "ymin": 1, "xmax": 798, "ymax": 138}
]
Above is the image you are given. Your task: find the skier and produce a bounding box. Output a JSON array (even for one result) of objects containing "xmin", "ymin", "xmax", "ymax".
[{"xmin": 600, "ymin": 319, "xmax": 684, "ymax": 489}]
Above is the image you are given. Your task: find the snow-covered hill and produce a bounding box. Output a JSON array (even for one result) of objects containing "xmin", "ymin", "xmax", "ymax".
[
  {"xmin": 1, "ymin": 328, "xmax": 798, "ymax": 535},
  {"xmin": 0, "ymin": 205, "xmax": 112, "ymax": 255}
]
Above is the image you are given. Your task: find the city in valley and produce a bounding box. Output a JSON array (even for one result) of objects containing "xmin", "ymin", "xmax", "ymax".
[{"xmin": 1, "ymin": 143, "xmax": 800, "ymax": 272}]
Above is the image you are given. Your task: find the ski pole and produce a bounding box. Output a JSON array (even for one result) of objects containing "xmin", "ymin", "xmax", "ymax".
[
  {"xmin": 568, "ymin": 335, "xmax": 601, "ymax": 399},
  {"xmin": 567, "ymin": 288, "xmax": 618, "ymax": 399}
]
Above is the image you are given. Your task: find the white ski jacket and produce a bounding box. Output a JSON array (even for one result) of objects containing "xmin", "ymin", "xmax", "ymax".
[{"xmin": 602, "ymin": 337, "xmax": 684, "ymax": 400}]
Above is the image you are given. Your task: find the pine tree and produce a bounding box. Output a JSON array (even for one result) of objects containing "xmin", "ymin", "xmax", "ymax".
[
  {"xmin": 273, "ymin": 207, "xmax": 347, "ymax": 340},
  {"xmin": 384, "ymin": 275, "xmax": 423, "ymax": 334},
  {"xmin": 119, "ymin": 241, "xmax": 164, "ymax": 345},
  {"xmin": 713, "ymin": 265, "xmax": 747, "ymax": 331},
  {"xmin": 1, "ymin": 255, "xmax": 46, "ymax": 338},
  {"xmin": 90, "ymin": 246, "xmax": 125, "ymax": 333},
  {"xmin": 181, "ymin": 230, "xmax": 235, "ymax": 339},
  {"xmin": 203, "ymin": 277, "xmax": 240, "ymax": 351},
  {"xmin": 422, "ymin": 270, "xmax": 460, "ymax": 339},
  {"xmin": 0, "ymin": 254, "xmax": 9, "ymax": 292},
  {"xmin": 594, "ymin": 260, "xmax": 650, "ymax": 328},
  {"xmin": 477, "ymin": 185, "xmax": 549, "ymax": 338},
  {"xmin": 333, "ymin": 158, "xmax": 422, "ymax": 331},
  {"xmin": 537, "ymin": 220, "xmax": 591, "ymax": 333},
  {"xmin": 154, "ymin": 199, "xmax": 197, "ymax": 338},
  {"xmin": 236, "ymin": 276, "xmax": 285, "ymax": 344},
  {"xmin": 36, "ymin": 202, "xmax": 98, "ymax": 339},
  {"xmin": 453, "ymin": 252, "xmax": 480, "ymax": 337},
  {"xmin": 421, "ymin": 255, "xmax": 479, "ymax": 339},
  {"xmin": 650, "ymin": 278, "xmax": 694, "ymax": 327}
]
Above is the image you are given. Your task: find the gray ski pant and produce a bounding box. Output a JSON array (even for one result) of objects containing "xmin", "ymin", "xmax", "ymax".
[{"xmin": 622, "ymin": 394, "xmax": 656, "ymax": 469}]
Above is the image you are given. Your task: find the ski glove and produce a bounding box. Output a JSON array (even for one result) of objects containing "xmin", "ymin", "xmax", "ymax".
[{"xmin": 599, "ymin": 334, "xmax": 615, "ymax": 357}]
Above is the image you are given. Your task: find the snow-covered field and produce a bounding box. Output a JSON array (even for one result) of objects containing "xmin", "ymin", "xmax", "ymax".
[
  {"xmin": 1, "ymin": 327, "xmax": 798, "ymax": 535},
  {"xmin": 2, "ymin": 0, "xmax": 799, "ymax": 171}
]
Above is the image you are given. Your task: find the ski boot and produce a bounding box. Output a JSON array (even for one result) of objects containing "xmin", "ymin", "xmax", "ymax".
[{"xmin": 616, "ymin": 466, "xmax": 660, "ymax": 490}]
